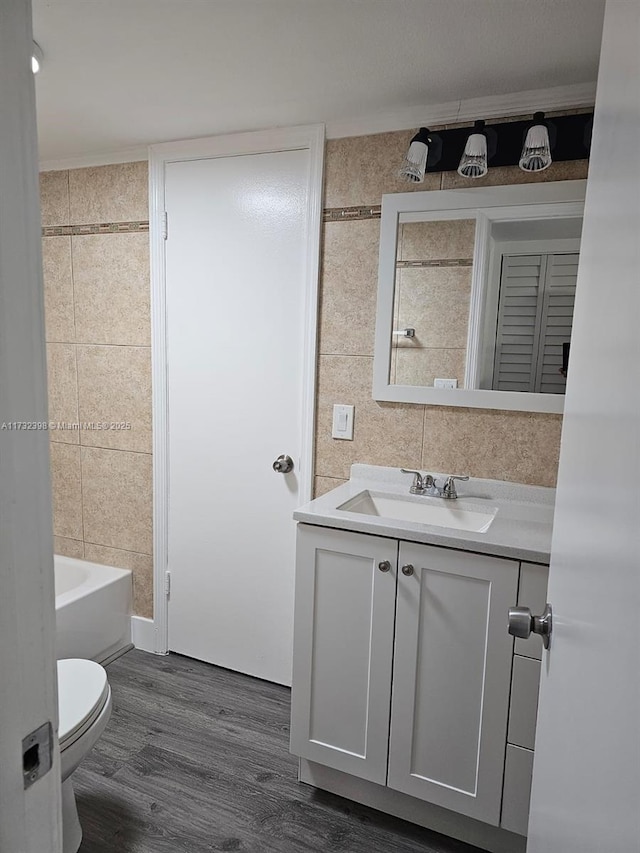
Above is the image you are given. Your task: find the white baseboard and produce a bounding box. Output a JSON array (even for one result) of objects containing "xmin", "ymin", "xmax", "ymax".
[{"xmin": 131, "ymin": 615, "xmax": 156, "ymax": 653}]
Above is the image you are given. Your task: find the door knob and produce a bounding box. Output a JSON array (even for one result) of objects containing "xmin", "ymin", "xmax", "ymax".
[
  {"xmin": 401, "ymin": 564, "xmax": 414, "ymax": 576},
  {"xmin": 508, "ymin": 603, "xmax": 553, "ymax": 649},
  {"xmin": 378, "ymin": 561, "xmax": 391, "ymax": 573},
  {"xmin": 272, "ymin": 454, "xmax": 294, "ymax": 474}
]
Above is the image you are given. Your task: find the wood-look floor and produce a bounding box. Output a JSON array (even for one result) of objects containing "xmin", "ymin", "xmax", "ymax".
[{"xmin": 76, "ymin": 649, "xmax": 482, "ymax": 853}]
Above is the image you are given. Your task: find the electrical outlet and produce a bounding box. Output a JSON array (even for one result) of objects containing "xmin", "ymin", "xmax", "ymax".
[
  {"xmin": 434, "ymin": 378, "xmax": 458, "ymax": 389},
  {"xmin": 332, "ymin": 404, "xmax": 354, "ymax": 440}
]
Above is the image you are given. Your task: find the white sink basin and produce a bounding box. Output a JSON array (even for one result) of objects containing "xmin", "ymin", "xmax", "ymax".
[{"xmin": 337, "ymin": 491, "xmax": 497, "ymax": 533}]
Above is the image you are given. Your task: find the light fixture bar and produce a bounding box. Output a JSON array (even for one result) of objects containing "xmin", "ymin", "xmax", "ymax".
[{"xmin": 398, "ymin": 112, "xmax": 589, "ymax": 176}]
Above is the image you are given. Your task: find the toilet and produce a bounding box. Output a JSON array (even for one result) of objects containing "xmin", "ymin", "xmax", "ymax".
[{"xmin": 57, "ymin": 658, "xmax": 112, "ymax": 853}]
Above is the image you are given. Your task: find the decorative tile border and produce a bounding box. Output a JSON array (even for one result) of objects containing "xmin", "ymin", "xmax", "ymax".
[
  {"xmin": 396, "ymin": 258, "xmax": 473, "ymax": 268},
  {"xmin": 323, "ymin": 206, "xmax": 381, "ymax": 222},
  {"xmin": 42, "ymin": 221, "xmax": 149, "ymax": 237}
]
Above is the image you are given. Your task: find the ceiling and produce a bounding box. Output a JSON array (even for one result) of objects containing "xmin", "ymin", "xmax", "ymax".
[{"xmin": 33, "ymin": 0, "xmax": 605, "ymax": 164}]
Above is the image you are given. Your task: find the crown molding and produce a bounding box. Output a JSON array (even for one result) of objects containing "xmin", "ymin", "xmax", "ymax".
[
  {"xmin": 39, "ymin": 145, "xmax": 149, "ymax": 172},
  {"xmin": 37, "ymin": 82, "xmax": 597, "ymax": 169},
  {"xmin": 325, "ymin": 82, "xmax": 597, "ymax": 139}
]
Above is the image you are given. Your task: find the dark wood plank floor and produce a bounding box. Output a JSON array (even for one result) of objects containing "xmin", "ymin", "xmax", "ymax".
[{"xmin": 75, "ymin": 649, "xmax": 483, "ymax": 853}]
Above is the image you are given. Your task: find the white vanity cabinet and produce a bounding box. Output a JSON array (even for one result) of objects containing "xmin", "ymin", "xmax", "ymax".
[{"xmin": 290, "ymin": 524, "xmax": 525, "ymax": 828}]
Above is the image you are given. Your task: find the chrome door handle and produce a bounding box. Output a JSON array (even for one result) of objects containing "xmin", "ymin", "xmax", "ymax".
[
  {"xmin": 508, "ymin": 603, "xmax": 553, "ymax": 649},
  {"xmin": 401, "ymin": 564, "xmax": 414, "ymax": 576},
  {"xmin": 378, "ymin": 561, "xmax": 391, "ymax": 573},
  {"xmin": 272, "ymin": 454, "xmax": 294, "ymax": 473}
]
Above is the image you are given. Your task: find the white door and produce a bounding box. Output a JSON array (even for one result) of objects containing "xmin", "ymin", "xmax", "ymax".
[
  {"xmin": 527, "ymin": 2, "xmax": 640, "ymax": 850},
  {"xmin": 290, "ymin": 525, "xmax": 398, "ymax": 783},
  {"xmin": 164, "ymin": 137, "xmax": 321, "ymax": 685},
  {"xmin": 0, "ymin": 0, "xmax": 62, "ymax": 849},
  {"xmin": 388, "ymin": 542, "xmax": 517, "ymax": 824}
]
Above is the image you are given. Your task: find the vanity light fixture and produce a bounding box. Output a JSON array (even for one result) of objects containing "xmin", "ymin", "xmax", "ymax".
[
  {"xmin": 396, "ymin": 113, "xmax": 590, "ymax": 177},
  {"xmin": 519, "ymin": 112, "xmax": 554, "ymax": 172},
  {"xmin": 32, "ymin": 41, "xmax": 43, "ymax": 74},
  {"xmin": 457, "ymin": 120, "xmax": 498, "ymax": 179},
  {"xmin": 399, "ymin": 128, "xmax": 442, "ymax": 183}
]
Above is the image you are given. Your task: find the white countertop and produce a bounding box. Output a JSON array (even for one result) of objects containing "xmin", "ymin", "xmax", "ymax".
[{"xmin": 294, "ymin": 465, "xmax": 555, "ymax": 563}]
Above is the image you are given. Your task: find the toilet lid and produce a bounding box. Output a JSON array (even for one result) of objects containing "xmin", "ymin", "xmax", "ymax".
[{"xmin": 57, "ymin": 659, "xmax": 110, "ymax": 747}]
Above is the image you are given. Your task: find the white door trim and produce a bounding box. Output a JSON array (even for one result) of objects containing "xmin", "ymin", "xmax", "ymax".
[
  {"xmin": 148, "ymin": 125, "xmax": 325, "ymax": 655},
  {"xmin": 0, "ymin": 0, "xmax": 62, "ymax": 847}
]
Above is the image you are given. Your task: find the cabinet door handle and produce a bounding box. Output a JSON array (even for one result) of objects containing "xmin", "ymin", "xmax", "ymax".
[
  {"xmin": 378, "ymin": 560, "xmax": 391, "ymax": 573},
  {"xmin": 401, "ymin": 564, "xmax": 414, "ymax": 576}
]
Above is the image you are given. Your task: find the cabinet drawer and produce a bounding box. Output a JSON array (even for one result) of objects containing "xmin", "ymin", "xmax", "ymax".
[
  {"xmin": 508, "ymin": 656, "xmax": 541, "ymax": 750},
  {"xmin": 501, "ymin": 745, "xmax": 534, "ymax": 836},
  {"xmin": 515, "ymin": 563, "xmax": 549, "ymax": 659}
]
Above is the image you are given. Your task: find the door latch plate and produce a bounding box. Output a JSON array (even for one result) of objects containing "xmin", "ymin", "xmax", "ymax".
[{"xmin": 22, "ymin": 721, "xmax": 53, "ymax": 789}]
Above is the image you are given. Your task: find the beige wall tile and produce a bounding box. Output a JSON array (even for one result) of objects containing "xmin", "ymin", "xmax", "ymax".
[
  {"xmin": 84, "ymin": 543, "xmax": 153, "ymax": 618},
  {"xmin": 315, "ymin": 355, "xmax": 423, "ymax": 480},
  {"xmin": 319, "ymin": 220, "xmax": 380, "ymax": 356},
  {"xmin": 399, "ymin": 219, "xmax": 476, "ymax": 261},
  {"xmin": 441, "ymin": 160, "xmax": 589, "ymax": 190},
  {"xmin": 46, "ymin": 344, "xmax": 79, "ymax": 444},
  {"xmin": 69, "ymin": 162, "xmax": 149, "ymax": 224},
  {"xmin": 397, "ymin": 267, "xmax": 472, "ymax": 349},
  {"xmin": 53, "ymin": 537, "xmax": 84, "ymax": 559},
  {"xmin": 50, "ymin": 443, "xmax": 83, "ymax": 540},
  {"xmin": 314, "ymin": 476, "xmax": 348, "ymax": 499},
  {"xmin": 40, "ymin": 170, "xmax": 69, "ymax": 226},
  {"xmin": 421, "ymin": 407, "xmax": 562, "ymax": 487},
  {"xmin": 76, "ymin": 345, "xmax": 152, "ymax": 453},
  {"xmin": 81, "ymin": 447, "xmax": 153, "ymax": 554},
  {"xmin": 395, "ymin": 348, "xmax": 467, "ymax": 387},
  {"xmin": 42, "ymin": 237, "xmax": 75, "ymax": 343},
  {"xmin": 325, "ymin": 132, "xmax": 441, "ymax": 208},
  {"xmin": 72, "ymin": 232, "xmax": 151, "ymax": 345}
]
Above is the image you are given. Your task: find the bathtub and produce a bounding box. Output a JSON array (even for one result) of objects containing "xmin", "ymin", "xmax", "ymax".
[{"xmin": 55, "ymin": 555, "xmax": 133, "ymax": 663}]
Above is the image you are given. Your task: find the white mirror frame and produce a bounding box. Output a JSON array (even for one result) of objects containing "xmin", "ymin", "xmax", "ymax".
[{"xmin": 373, "ymin": 180, "xmax": 587, "ymax": 413}]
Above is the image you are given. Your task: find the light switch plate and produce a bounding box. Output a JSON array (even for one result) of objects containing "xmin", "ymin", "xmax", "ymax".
[
  {"xmin": 434, "ymin": 378, "xmax": 458, "ymax": 389},
  {"xmin": 332, "ymin": 404, "xmax": 354, "ymax": 440}
]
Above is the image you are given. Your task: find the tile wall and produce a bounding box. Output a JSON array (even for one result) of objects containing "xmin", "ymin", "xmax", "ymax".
[
  {"xmin": 391, "ymin": 219, "xmax": 476, "ymax": 387},
  {"xmin": 314, "ymin": 115, "xmax": 590, "ymax": 498},
  {"xmin": 40, "ymin": 113, "xmax": 590, "ymax": 613},
  {"xmin": 40, "ymin": 162, "xmax": 153, "ymax": 617}
]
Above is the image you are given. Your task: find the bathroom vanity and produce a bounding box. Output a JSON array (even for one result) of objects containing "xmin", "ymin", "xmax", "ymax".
[{"xmin": 290, "ymin": 465, "xmax": 552, "ymax": 853}]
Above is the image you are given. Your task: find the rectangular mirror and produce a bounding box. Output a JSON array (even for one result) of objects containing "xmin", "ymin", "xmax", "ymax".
[{"xmin": 373, "ymin": 181, "xmax": 586, "ymax": 413}]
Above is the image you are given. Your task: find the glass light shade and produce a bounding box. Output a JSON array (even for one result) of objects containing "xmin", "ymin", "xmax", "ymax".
[
  {"xmin": 399, "ymin": 139, "xmax": 428, "ymax": 183},
  {"xmin": 519, "ymin": 123, "xmax": 552, "ymax": 172},
  {"xmin": 457, "ymin": 132, "xmax": 488, "ymax": 179},
  {"xmin": 399, "ymin": 128, "xmax": 432, "ymax": 183}
]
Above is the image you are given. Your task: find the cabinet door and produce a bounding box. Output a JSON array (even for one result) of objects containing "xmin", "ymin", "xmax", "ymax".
[
  {"xmin": 388, "ymin": 542, "xmax": 518, "ymax": 824},
  {"xmin": 290, "ymin": 525, "xmax": 398, "ymax": 783}
]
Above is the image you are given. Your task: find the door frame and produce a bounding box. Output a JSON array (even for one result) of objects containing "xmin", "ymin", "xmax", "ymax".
[
  {"xmin": 0, "ymin": 0, "xmax": 62, "ymax": 847},
  {"xmin": 147, "ymin": 125, "xmax": 325, "ymax": 654}
]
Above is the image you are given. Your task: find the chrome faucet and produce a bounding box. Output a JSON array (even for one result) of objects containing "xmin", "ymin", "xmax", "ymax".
[
  {"xmin": 401, "ymin": 469, "xmax": 435, "ymax": 495},
  {"xmin": 401, "ymin": 469, "xmax": 469, "ymax": 500}
]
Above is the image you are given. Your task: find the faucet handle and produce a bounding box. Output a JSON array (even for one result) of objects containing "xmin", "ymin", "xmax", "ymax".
[
  {"xmin": 401, "ymin": 468, "xmax": 423, "ymax": 493},
  {"xmin": 442, "ymin": 475, "xmax": 469, "ymax": 500},
  {"xmin": 401, "ymin": 469, "xmax": 435, "ymax": 494}
]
